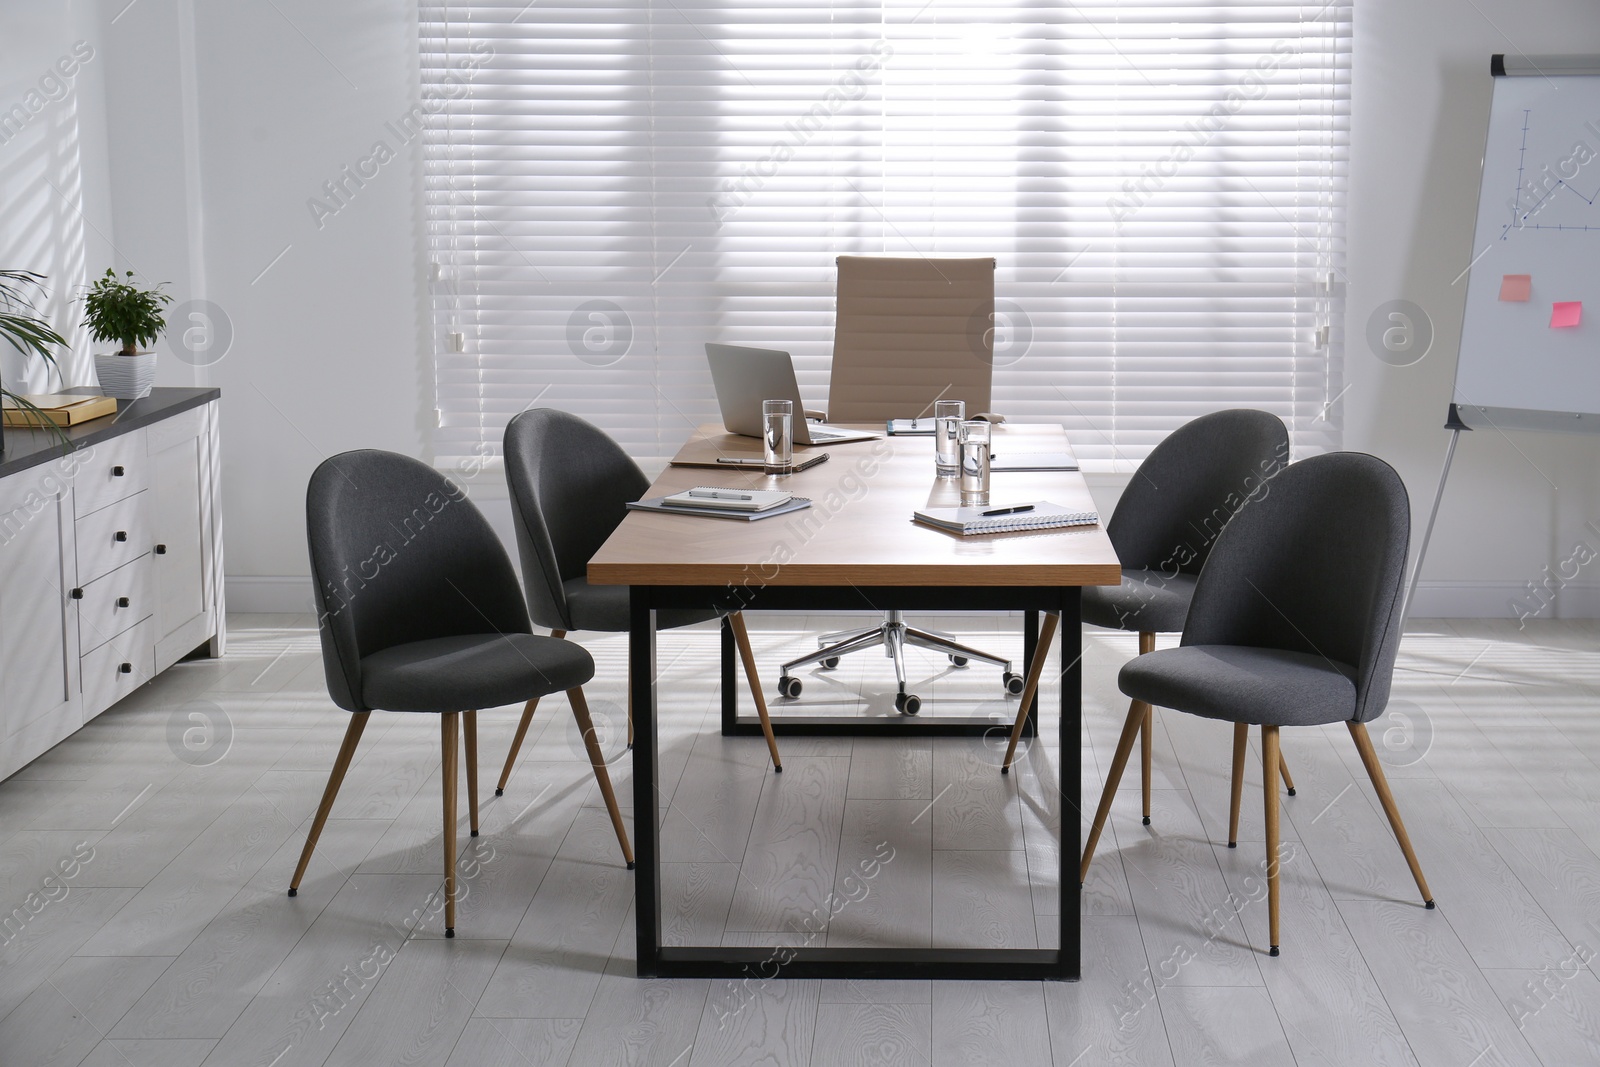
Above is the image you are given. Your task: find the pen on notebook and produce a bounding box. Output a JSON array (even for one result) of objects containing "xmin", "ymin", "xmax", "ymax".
[
  {"xmin": 689, "ymin": 489, "xmax": 753, "ymax": 501},
  {"xmin": 982, "ymin": 505, "xmax": 1034, "ymax": 517}
]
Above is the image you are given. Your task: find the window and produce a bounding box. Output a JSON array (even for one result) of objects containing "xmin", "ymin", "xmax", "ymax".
[{"xmin": 422, "ymin": 1, "xmax": 1348, "ymax": 472}]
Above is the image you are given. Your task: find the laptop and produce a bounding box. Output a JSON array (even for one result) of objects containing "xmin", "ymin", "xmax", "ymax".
[{"xmin": 705, "ymin": 343, "xmax": 881, "ymax": 445}]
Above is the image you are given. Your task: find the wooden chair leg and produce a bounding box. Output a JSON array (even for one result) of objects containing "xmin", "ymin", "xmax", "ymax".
[
  {"xmin": 728, "ymin": 612, "xmax": 783, "ymax": 772},
  {"xmin": 495, "ymin": 630, "xmax": 565, "ymax": 796},
  {"xmin": 1348, "ymin": 721, "xmax": 1435, "ymax": 908},
  {"xmin": 1003, "ymin": 612, "xmax": 1060, "ymax": 772},
  {"xmin": 1137, "ymin": 632, "xmax": 1155, "ymax": 823},
  {"xmin": 441, "ymin": 711, "xmax": 460, "ymax": 937},
  {"xmin": 1228, "ymin": 722, "xmax": 1248, "ymax": 848},
  {"xmin": 1080, "ymin": 698, "xmax": 1147, "ymax": 884},
  {"xmin": 569, "ymin": 686, "xmax": 635, "ymax": 869},
  {"xmin": 289, "ymin": 711, "xmax": 369, "ymax": 896},
  {"xmin": 1262, "ymin": 723, "xmax": 1281, "ymax": 956},
  {"xmin": 1279, "ymin": 757, "xmax": 1297, "ymax": 796},
  {"xmin": 463, "ymin": 710, "xmax": 480, "ymax": 837}
]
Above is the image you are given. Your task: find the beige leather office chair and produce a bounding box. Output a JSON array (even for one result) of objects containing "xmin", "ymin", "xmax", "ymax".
[{"xmin": 777, "ymin": 256, "xmax": 1023, "ymax": 714}]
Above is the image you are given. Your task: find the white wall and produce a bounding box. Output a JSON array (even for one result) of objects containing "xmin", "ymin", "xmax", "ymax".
[
  {"xmin": 15, "ymin": 0, "xmax": 1600, "ymax": 620},
  {"xmin": 1344, "ymin": 0, "xmax": 1600, "ymax": 619}
]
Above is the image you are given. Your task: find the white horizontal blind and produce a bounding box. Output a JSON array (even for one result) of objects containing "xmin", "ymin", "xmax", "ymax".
[{"xmin": 421, "ymin": 2, "xmax": 1348, "ymax": 472}]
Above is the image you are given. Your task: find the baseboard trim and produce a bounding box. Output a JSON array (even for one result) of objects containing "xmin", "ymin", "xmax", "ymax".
[{"xmin": 226, "ymin": 576, "xmax": 315, "ymax": 614}]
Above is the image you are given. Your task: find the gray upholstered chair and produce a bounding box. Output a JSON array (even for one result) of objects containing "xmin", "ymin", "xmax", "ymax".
[
  {"xmin": 292, "ymin": 449, "xmax": 630, "ymax": 939},
  {"xmin": 495, "ymin": 408, "xmax": 782, "ymax": 795},
  {"xmin": 1081, "ymin": 451, "xmax": 1435, "ymax": 956},
  {"xmin": 1001, "ymin": 409, "xmax": 1296, "ymax": 815}
]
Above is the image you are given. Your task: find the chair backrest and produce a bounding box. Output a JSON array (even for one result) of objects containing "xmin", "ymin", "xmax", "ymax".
[
  {"xmin": 1108, "ymin": 409, "xmax": 1290, "ymax": 576},
  {"xmin": 1181, "ymin": 451, "xmax": 1411, "ymax": 723},
  {"xmin": 503, "ymin": 408, "xmax": 650, "ymax": 631},
  {"xmin": 306, "ymin": 449, "xmax": 530, "ymax": 712},
  {"xmin": 827, "ymin": 255, "xmax": 996, "ymax": 422}
]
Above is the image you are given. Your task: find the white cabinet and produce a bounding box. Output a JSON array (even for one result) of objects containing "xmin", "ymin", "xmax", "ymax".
[{"xmin": 0, "ymin": 392, "xmax": 223, "ymax": 779}]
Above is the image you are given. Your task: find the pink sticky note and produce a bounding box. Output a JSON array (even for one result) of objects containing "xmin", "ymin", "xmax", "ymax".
[
  {"xmin": 1552, "ymin": 301, "xmax": 1583, "ymax": 328},
  {"xmin": 1499, "ymin": 274, "xmax": 1532, "ymax": 301}
]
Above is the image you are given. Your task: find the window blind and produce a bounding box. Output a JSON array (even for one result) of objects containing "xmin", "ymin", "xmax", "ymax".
[{"xmin": 421, "ymin": 2, "xmax": 1348, "ymax": 472}]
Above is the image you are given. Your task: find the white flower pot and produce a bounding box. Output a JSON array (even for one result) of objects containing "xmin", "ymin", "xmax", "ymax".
[{"xmin": 94, "ymin": 351, "xmax": 157, "ymax": 400}]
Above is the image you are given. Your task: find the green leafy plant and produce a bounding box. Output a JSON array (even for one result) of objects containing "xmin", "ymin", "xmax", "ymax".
[
  {"xmin": 82, "ymin": 268, "xmax": 170, "ymax": 355},
  {"xmin": 0, "ymin": 269, "xmax": 71, "ymax": 443}
]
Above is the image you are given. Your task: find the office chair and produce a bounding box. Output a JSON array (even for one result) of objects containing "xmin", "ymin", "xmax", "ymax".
[
  {"xmin": 1081, "ymin": 452, "xmax": 1435, "ymax": 955},
  {"xmin": 1000, "ymin": 410, "xmax": 1298, "ymax": 819},
  {"xmin": 776, "ymin": 255, "xmax": 1023, "ymax": 715},
  {"xmin": 495, "ymin": 408, "xmax": 783, "ymax": 796},
  {"xmin": 293, "ymin": 450, "xmax": 630, "ymax": 939}
]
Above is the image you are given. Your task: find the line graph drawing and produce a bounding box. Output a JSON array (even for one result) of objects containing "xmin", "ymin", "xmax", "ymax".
[{"xmin": 1501, "ymin": 109, "xmax": 1600, "ymax": 238}]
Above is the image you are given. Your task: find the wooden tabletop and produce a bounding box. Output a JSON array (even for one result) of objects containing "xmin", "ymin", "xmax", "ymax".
[{"xmin": 588, "ymin": 424, "xmax": 1121, "ymax": 588}]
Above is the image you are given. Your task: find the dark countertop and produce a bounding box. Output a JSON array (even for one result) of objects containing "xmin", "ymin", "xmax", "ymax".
[{"xmin": 0, "ymin": 387, "xmax": 220, "ymax": 480}]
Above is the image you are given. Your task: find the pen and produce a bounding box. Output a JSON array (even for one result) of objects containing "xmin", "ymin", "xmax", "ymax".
[
  {"xmin": 689, "ymin": 490, "xmax": 753, "ymax": 501},
  {"xmin": 982, "ymin": 504, "xmax": 1034, "ymax": 516}
]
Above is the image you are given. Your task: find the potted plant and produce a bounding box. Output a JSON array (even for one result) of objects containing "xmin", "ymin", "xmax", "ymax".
[
  {"xmin": 0, "ymin": 269, "xmax": 71, "ymax": 454},
  {"xmin": 83, "ymin": 268, "xmax": 170, "ymax": 400}
]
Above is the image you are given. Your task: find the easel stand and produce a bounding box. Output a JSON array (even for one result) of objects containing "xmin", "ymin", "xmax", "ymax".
[{"xmin": 1401, "ymin": 403, "xmax": 1472, "ymax": 624}]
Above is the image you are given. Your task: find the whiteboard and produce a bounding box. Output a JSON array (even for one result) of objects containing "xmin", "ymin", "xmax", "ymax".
[{"xmin": 1454, "ymin": 56, "xmax": 1600, "ymax": 433}]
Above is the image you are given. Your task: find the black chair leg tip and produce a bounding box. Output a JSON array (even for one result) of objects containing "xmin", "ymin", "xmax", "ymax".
[
  {"xmin": 470, "ymin": 829, "xmax": 479, "ymax": 837},
  {"xmin": 627, "ymin": 742, "xmax": 634, "ymax": 750},
  {"xmin": 494, "ymin": 788, "xmax": 504, "ymax": 797},
  {"xmin": 1142, "ymin": 816, "xmax": 1151, "ymax": 826},
  {"xmin": 1228, "ymin": 841, "xmax": 1237, "ymax": 848},
  {"xmin": 627, "ymin": 861, "xmax": 636, "ymax": 870},
  {"xmin": 773, "ymin": 764, "xmax": 783, "ymax": 773},
  {"xmin": 1269, "ymin": 945, "xmax": 1280, "ymax": 957},
  {"xmin": 445, "ymin": 927, "xmax": 455, "ymax": 938},
  {"xmin": 1000, "ymin": 765, "xmax": 1010, "ymax": 775},
  {"xmin": 286, "ymin": 887, "xmax": 297, "ymax": 897},
  {"xmin": 1425, "ymin": 899, "xmax": 1436, "ymax": 909},
  {"xmin": 1287, "ymin": 787, "xmax": 1297, "ymax": 796}
]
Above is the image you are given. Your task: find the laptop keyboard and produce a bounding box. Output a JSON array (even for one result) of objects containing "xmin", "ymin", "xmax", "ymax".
[{"xmin": 809, "ymin": 428, "xmax": 848, "ymax": 441}]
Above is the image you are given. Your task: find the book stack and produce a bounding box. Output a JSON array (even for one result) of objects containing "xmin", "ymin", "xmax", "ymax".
[{"xmin": 627, "ymin": 486, "xmax": 813, "ymax": 521}]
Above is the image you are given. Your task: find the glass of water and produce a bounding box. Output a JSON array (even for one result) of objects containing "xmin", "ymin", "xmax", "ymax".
[
  {"xmin": 763, "ymin": 399, "xmax": 793, "ymax": 474},
  {"xmin": 959, "ymin": 419, "xmax": 991, "ymax": 507},
  {"xmin": 933, "ymin": 400, "xmax": 965, "ymax": 477}
]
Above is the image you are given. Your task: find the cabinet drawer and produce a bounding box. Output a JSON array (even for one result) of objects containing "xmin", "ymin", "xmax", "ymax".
[
  {"xmin": 81, "ymin": 616, "xmax": 154, "ymax": 720},
  {"xmin": 74, "ymin": 429, "xmax": 148, "ymax": 516},
  {"xmin": 77, "ymin": 555, "xmax": 154, "ymax": 654},
  {"xmin": 75, "ymin": 490, "xmax": 153, "ymax": 585}
]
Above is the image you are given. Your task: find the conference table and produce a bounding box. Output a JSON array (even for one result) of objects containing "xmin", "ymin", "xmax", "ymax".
[{"xmin": 588, "ymin": 423, "xmax": 1120, "ymax": 980}]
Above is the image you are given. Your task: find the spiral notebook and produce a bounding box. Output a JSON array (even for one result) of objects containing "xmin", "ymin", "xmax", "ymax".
[{"xmin": 913, "ymin": 500, "xmax": 1098, "ymax": 536}]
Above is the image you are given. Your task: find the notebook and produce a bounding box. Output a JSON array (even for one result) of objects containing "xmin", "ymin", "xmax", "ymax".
[
  {"xmin": 661, "ymin": 487, "xmax": 793, "ymax": 512},
  {"xmin": 990, "ymin": 452, "xmax": 1080, "ymax": 472},
  {"xmin": 628, "ymin": 495, "xmax": 813, "ymax": 521},
  {"xmin": 913, "ymin": 500, "xmax": 1099, "ymax": 536}
]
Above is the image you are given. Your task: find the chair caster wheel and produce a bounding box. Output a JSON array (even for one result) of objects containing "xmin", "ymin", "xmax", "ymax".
[
  {"xmin": 1003, "ymin": 671, "xmax": 1025, "ymax": 695},
  {"xmin": 778, "ymin": 676, "xmax": 802, "ymax": 698},
  {"xmin": 287, "ymin": 887, "xmax": 298, "ymax": 897},
  {"xmin": 894, "ymin": 692, "xmax": 922, "ymax": 715},
  {"xmin": 495, "ymin": 787, "xmax": 504, "ymax": 797},
  {"xmin": 949, "ymin": 655, "xmax": 968, "ymax": 667},
  {"xmin": 820, "ymin": 657, "xmax": 839, "ymax": 670},
  {"xmin": 446, "ymin": 927, "xmax": 455, "ymax": 938},
  {"xmin": 1142, "ymin": 816, "xmax": 1151, "ymax": 826}
]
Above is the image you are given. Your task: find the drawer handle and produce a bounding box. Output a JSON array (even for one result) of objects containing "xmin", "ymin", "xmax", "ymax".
[
  {"xmin": 155, "ymin": 544, "xmax": 167, "ymax": 555},
  {"xmin": 117, "ymin": 597, "xmax": 130, "ymax": 608},
  {"xmin": 112, "ymin": 465, "xmax": 125, "ymax": 477},
  {"xmin": 115, "ymin": 530, "xmax": 128, "ymax": 542},
  {"xmin": 70, "ymin": 588, "xmax": 83, "ymax": 599},
  {"xmin": 119, "ymin": 662, "xmax": 133, "ymax": 674}
]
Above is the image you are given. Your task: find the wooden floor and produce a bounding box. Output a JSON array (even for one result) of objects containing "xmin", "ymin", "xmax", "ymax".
[{"xmin": 2, "ymin": 612, "xmax": 1599, "ymax": 1066}]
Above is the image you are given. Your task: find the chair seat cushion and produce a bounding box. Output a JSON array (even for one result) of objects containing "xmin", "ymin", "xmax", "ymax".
[
  {"xmin": 563, "ymin": 578, "xmax": 721, "ymax": 633},
  {"xmin": 1119, "ymin": 645, "xmax": 1358, "ymax": 727},
  {"xmin": 360, "ymin": 633, "xmax": 594, "ymax": 713},
  {"xmin": 1082, "ymin": 569, "xmax": 1197, "ymax": 634}
]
